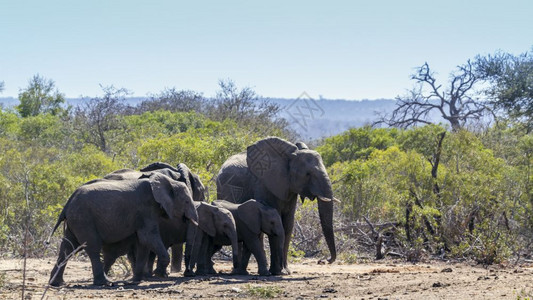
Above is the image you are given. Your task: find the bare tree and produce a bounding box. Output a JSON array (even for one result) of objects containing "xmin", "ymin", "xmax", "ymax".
[
  {"xmin": 136, "ymin": 87, "xmax": 205, "ymax": 113},
  {"xmin": 73, "ymin": 86, "xmax": 130, "ymax": 153},
  {"xmin": 377, "ymin": 62, "xmax": 490, "ymax": 131}
]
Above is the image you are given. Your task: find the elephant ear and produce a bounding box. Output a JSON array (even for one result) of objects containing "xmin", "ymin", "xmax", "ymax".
[
  {"xmin": 197, "ymin": 203, "xmax": 217, "ymax": 237},
  {"xmin": 295, "ymin": 142, "xmax": 309, "ymax": 150},
  {"xmin": 140, "ymin": 162, "xmax": 180, "ymax": 172},
  {"xmin": 247, "ymin": 137, "xmax": 298, "ymax": 200},
  {"xmin": 178, "ymin": 163, "xmax": 206, "ymax": 202},
  {"xmin": 238, "ymin": 200, "xmax": 261, "ymax": 235},
  {"xmin": 176, "ymin": 163, "xmax": 193, "ymax": 193},
  {"xmin": 149, "ymin": 173, "xmax": 176, "ymax": 219}
]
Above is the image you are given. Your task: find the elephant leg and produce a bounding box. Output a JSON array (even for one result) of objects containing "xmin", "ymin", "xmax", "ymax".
[
  {"xmin": 102, "ymin": 250, "xmax": 118, "ymax": 276},
  {"xmin": 196, "ymin": 236, "xmax": 213, "ymax": 275},
  {"xmin": 237, "ymin": 243, "xmax": 251, "ymax": 275},
  {"xmin": 146, "ymin": 251, "xmax": 156, "ymax": 276},
  {"xmin": 137, "ymin": 227, "xmax": 169, "ymax": 278},
  {"xmin": 280, "ymin": 202, "xmax": 297, "ymax": 274},
  {"xmin": 49, "ymin": 228, "xmax": 80, "ymax": 286},
  {"xmin": 207, "ymin": 244, "xmax": 222, "ymax": 274},
  {"xmin": 132, "ymin": 244, "xmax": 149, "ymax": 283},
  {"xmin": 171, "ymin": 244, "xmax": 183, "ymax": 272},
  {"xmin": 185, "ymin": 227, "xmax": 202, "ymax": 276},
  {"xmin": 85, "ymin": 240, "xmax": 109, "ymax": 286},
  {"xmin": 127, "ymin": 247, "xmax": 137, "ymax": 274},
  {"xmin": 245, "ymin": 236, "xmax": 270, "ymax": 276},
  {"xmin": 268, "ymin": 235, "xmax": 284, "ymax": 275}
]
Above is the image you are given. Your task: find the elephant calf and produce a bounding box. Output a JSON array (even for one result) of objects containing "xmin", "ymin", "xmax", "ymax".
[
  {"xmin": 101, "ymin": 201, "xmax": 239, "ymax": 278},
  {"xmin": 185, "ymin": 202, "xmax": 239, "ymax": 276},
  {"xmin": 212, "ymin": 199, "xmax": 285, "ymax": 276}
]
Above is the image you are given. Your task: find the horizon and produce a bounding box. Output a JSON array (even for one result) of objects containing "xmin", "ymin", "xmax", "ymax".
[{"xmin": 1, "ymin": 1, "xmax": 532, "ymax": 100}]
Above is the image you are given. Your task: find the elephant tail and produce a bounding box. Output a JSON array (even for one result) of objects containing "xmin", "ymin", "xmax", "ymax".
[{"xmin": 45, "ymin": 195, "xmax": 71, "ymax": 244}]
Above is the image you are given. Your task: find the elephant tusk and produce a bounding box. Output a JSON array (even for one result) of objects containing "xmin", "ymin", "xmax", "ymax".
[
  {"xmin": 333, "ymin": 197, "xmax": 341, "ymax": 203},
  {"xmin": 317, "ymin": 196, "xmax": 332, "ymax": 202}
]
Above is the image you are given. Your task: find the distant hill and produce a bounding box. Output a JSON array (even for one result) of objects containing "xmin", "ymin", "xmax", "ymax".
[
  {"xmin": 266, "ymin": 97, "xmax": 397, "ymax": 139},
  {"xmin": 0, "ymin": 96, "xmax": 399, "ymax": 139}
]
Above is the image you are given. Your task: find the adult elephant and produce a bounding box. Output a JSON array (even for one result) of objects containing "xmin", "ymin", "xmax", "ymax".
[
  {"xmin": 216, "ymin": 137, "xmax": 337, "ymax": 274},
  {"xmin": 104, "ymin": 162, "xmax": 206, "ymax": 273}
]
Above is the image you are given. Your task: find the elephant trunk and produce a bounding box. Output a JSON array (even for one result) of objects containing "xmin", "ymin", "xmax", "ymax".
[
  {"xmin": 227, "ymin": 229, "xmax": 240, "ymax": 272},
  {"xmin": 317, "ymin": 199, "xmax": 336, "ymax": 263}
]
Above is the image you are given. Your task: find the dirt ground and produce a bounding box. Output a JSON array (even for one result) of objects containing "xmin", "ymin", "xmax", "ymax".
[{"xmin": 2, "ymin": 256, "xmax": 533, "ymax": 299}]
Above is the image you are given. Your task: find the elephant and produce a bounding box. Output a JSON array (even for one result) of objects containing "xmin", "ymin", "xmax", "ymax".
[
  {"xmin": 185, "ymin": 202, "xmax": 240, "ymax": 276},
  {"xmin": 47, "ymin": 172, "xmax": 198, "ymax": 286},
  {"xmin": 211, "ymin": 199, "xmax": 285, "ymax": 276},
  {"xmin": 103, "ymin": 162, "xmax": 206, "ymax": 272},
  {"xmin": 216, "ymin": 137, "xmax": 337, "ymax": 274}
]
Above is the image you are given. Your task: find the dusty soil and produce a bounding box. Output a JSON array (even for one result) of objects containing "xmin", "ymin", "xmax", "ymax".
[{"xmin": 1, "ymin": 256, "xmax": 533, "ymax": 299}]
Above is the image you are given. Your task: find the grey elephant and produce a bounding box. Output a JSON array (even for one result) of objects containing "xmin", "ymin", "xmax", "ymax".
[
  {"xmin": 212, "ymin": 199, "xmax": 284, "ymax": 276},
  {"xmin": 98, "ymin": 163, "xmax": 207, "ymax": 275},
  {"xmin": 185, "ymin": 202, "xmax": 240, "ymax": 276},
  {"xmin": 47, "ymin": 172, "xmax": 198, "ymax": 286},
  {"xmin": 216, "ymin": 137, "xmax": 337, "ymax": 274},
  {"xmin": 140, "ymin": 162, "xmax": 206, "ymax": 272},
  {"xmin": 101, "ymin": 201, "xmax": 239, "ymax": 278}
]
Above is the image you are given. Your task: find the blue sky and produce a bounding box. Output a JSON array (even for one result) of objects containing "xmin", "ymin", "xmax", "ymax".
[{"xmin": 0, "ymin": 0, "xmax": 531, "ymax": 100}]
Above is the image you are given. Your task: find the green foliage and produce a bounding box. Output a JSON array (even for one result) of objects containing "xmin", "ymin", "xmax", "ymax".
[
  {"xmin": 476, "ymin": 47, "xmax": 533, "ymax": 130},
  {"xmin": 317, "ymin": 126, "xmax": 398, "ymax": 166},
  {"xmin": 319, "ymin": 125, "xmax": 528, "ymax": 263},
  {"xmin": 16, "ymin": 74, "xmax": 65, "ymax": 117}
]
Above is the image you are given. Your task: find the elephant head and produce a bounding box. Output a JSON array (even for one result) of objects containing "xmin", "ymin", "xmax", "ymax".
[
  {"xmin": 246, "ymin": 137, "xmax": 336, "ymax": 263},
  {"xmin": 140, "ymin": 162, "xmax": 206, "ymax": 202},
  {"xmin": 149, "ymin": 173, "xmax": 198, "ymax": 226},
  {"xmin": 195, "ymin": 202, "xmax": 239, "ymax": 270},
  {"xmin": 238, "ymin": 200, "xmax": 284, "ymax": 238}
]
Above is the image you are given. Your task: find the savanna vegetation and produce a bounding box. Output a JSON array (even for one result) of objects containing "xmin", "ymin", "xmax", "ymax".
[{"xmin": 0, "ymin": 47, "xmax": 532, "ymax": 267}]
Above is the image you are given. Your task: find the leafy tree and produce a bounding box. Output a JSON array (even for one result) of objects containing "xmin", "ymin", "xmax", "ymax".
[
  {"xmin": 475, "ymin": 47, "xmax": 533, "ymax": 131},
  {"xmin": 378, "ymin": 62, "xmax": 490, "ymax": 131},
  {"xmin": 16, "ymin": 75, "xmax": 65, "ymax": 117}
]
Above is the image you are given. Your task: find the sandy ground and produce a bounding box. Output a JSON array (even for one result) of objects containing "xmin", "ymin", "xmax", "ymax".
[{"xmin": 1, "ymin": 256, "xmax": 533, "ymax": 299}]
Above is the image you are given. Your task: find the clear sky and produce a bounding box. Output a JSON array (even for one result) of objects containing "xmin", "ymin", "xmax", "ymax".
[{"xmin": 0, "ymin": 0, "xmax": 531, "ymax": 100}]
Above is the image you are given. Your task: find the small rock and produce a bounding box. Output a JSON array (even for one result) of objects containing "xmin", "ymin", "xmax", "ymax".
[
  {"xmin": 317, "ymin": 259, "xmax": 327, "ymax": 265},
  {"xmin": 432, "ymin": 282, "xmax": 443, "ymax": 288},
  {"xmin": 441, "ymin": 268, "xmax": 452, "ymax": 273},
  {"xmin": 231, "ymin": 287, "xmax": 242, "ymax": 293},
  {"xmin": 323, "ymin": 288, "xmax": 337, "ymax": 293}
]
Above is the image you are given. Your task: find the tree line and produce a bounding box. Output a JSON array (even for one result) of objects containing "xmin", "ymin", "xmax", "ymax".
[{"xmin": 0, "ymin": 47, "xmax": 532, "ymax": 264}]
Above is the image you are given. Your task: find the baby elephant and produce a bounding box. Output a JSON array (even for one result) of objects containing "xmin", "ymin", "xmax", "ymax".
[
  {"xmin": 212, "ymin": 199, "xmax": 285, "ymax": 276},
  {"xmin": 185, "ymin": 202, "xmax": 240, "ymax": 276},
  {"xmin": 101, "ymin": 201, "xmax": 239, "ymax": 278}
]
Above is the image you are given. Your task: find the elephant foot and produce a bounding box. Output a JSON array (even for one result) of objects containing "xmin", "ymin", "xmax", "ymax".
[
  {"xmin": 258, "ymin": 269, "xmax": 271, "ymax": 276},
  {"xmin": 130, "ymin": 276, "xmax": 142, "ymax": 285},
  {"xmin": 183, "ymin": 269, "xmax": 196, "ymax": 277},
  {"xmin": 93, "ymin": 278, "xmax": 113, "ymax": 287},
  {"xmin": 269, "ymin": 267, "xmax": 287, "ymax": 276},
  {"xmin": 49, "ymin": 278, "xmax": 65, "ymax": 287},
  {"xmin": 153, "ymin": 269, "xmax": 168, "ymax": 278},
  {"xmin": 233, "ymin": 268, "xmax": 249, "ymax": 275}
]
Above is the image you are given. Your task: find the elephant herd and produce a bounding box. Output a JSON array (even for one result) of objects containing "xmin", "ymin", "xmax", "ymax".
[{"xmin": 47, "ymin": 137, "xmax": 337, "ymax": 286}]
